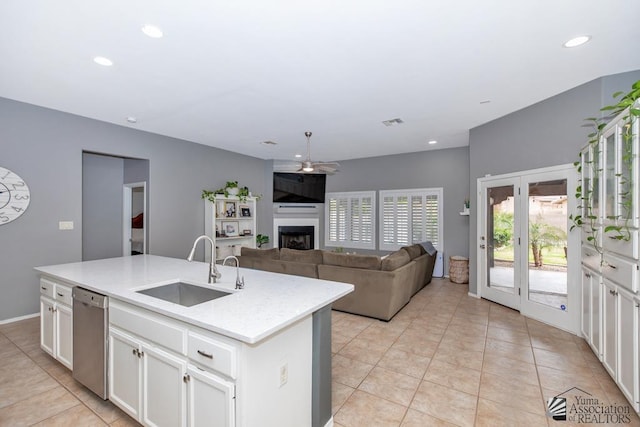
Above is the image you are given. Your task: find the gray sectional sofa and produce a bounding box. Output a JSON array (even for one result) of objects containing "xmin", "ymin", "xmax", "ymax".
[{"xmin": 239, "ymin": 244, "xmax": 437, "ymax": 321}]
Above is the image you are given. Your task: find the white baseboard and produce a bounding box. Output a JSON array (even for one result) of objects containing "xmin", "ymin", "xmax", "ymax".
[
  {"xmin": 324, "ymin": 416, "xmax": 334, "ymax": 427},
  {"xmin": 0, "ymin": 312, "xmax": 39, "ymax": 325},
  {"xmin": 467, "ymin": 292, "xmax": 480, "ymax": 299}
]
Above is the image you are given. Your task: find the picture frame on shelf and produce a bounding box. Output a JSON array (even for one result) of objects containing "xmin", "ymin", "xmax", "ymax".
[
  {"xmin": 225, "ymin": 201, "xmax": 237, "ymax": 217},
  {"xmin": 240, "ymin": 205, "xmax": 251, "ymax": 217},
  {"xmin": 242, "ymin": 229, "xmax": 252, "ymax": 236},
  {"xmin": 222, "ymin": 221, "xmax": 239, "ymax": 237},
  {"xmin": 216, "ymin": 201, "xmax": 225, "ymax": 218}
]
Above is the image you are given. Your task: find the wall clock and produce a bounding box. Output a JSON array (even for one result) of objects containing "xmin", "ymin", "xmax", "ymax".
[{"xmin": 0, "ymin": 166, "xmax": 30, "ymax": 225}]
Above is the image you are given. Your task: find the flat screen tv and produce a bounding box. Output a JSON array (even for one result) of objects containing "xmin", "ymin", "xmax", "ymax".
[{"xmin": 273, "ymin": 172, "xmax": 326, "ymax": 204}]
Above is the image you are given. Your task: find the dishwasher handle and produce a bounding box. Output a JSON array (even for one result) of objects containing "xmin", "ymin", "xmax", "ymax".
[{"xmin": 72, "ymin": 287, "xmax": 108, "ymax": 309}]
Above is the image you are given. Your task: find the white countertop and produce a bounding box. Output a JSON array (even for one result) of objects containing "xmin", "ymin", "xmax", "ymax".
[{"xmin": 35, "ymin": 255, "xmax": 353, "ymax": 344}]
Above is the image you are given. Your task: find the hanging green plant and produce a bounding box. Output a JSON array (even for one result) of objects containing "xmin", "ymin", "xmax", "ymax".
[{"xmin": 571, "ymin": 79, "xmax": 639, "ymax": 248}]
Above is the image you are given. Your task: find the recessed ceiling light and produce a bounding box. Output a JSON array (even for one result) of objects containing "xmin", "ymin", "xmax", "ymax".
[
  {"xmin": 295, "ymin": 154, "xmax": 302, "ymax": 158},
  {"xmin": 93, "ymin": 56, "xmax": 113, "ymax": 66},
  {"xmin": 428, "ymin": 140, "xmax": 437, "ymax": 145},
  {"xmin": 126, "ymin": 117, "xmax": 137, "ymax": 124},
  {"xmin": 142, "ymin": 25, "xmax": 163, "ymax": 38},
  {"xmin": 563, "ymin": 35, "xmax": 591, "ymax": 48},
  {"xmin": 260, "ymin": 140, "xmax": 277, "ymax": 146}
]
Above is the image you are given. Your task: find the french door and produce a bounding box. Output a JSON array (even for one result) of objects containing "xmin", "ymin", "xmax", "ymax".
[{"xmin": 478, "ymin": 165, "xmax": 580, "ymax": 333}]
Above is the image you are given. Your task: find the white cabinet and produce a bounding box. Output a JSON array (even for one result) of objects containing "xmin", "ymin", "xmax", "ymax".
[
  {"xmin": 109, "ymin": 300, "xmax": 235, "ymax": 427},
  {"xmin": 39, "ymin": 278, "xmax": 73, "ymax": 369},
  {"xmin": 108, "ymin": 298, "xmax": 313, "ymax": 427},
  {"xmin": 581, "ymin": 265, "xmax": 602, "ymax": 357},
  {"xmin": 109, "ymin": 327, "xmax": 188, "ymax": 427},
  {"xmin": 204, "ymin": 195, "xmax": 258, "ymax": 261},
  {"xmin": 601, "ymin": 280, "xmax": 639, "ymax": 409},
  {"xmin": 186, "ymin": 364, "xmax": 235, "ymax": 427},
  {"xmin": 579, "ymin": 100, "xmax": 640, "ymax": 414}
]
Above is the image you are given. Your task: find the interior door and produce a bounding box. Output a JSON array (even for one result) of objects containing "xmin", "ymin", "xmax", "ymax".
[
  {"xmin": 478, "ymin": 165, "xmax": 579, "ymax": 333},
  {"xmin": 479, "ymin": 177, "xmax": 521, "ymax": 310}
]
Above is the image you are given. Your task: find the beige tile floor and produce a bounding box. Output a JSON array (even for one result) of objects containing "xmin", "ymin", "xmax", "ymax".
[
  {"xmin": 1, "ymin": 278, "xmax": 639, "ymax": 426},
  {"xmin": 331, "ymin": 278, "xmax": 640, "ymax": 427}
]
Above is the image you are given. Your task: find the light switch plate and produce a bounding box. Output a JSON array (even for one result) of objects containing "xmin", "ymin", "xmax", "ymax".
[{"xmin": 59, "ymin": 221, "xmax": 74, "ymax": 230}]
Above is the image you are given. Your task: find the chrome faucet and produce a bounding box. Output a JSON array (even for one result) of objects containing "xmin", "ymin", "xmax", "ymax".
[
  {"xmin": 222, "ymin": 256, "xmax": 244, "ymax": 289},
  {"xmin": 187, "ymin": 235, "xmax": 222, "ymax": 284}
]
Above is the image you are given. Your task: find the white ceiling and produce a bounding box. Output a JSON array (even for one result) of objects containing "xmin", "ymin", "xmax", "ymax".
[{"xmin": 1, "ymin": 0, "xmax": 639, "ymax": 163}]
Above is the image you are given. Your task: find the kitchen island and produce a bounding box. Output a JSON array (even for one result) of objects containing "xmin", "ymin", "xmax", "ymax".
[{"xmin": 36, "ymin": 255, "xmax": 353, "ymax": 427}]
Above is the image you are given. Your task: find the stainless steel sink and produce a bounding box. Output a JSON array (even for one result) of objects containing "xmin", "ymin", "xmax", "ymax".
[{"xmin": 137, "ymin": 282, "xmax": 231, "ymax": 307}]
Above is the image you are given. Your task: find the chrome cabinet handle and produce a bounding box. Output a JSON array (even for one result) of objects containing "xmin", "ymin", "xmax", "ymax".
[
  {"xmin": 609, "ymin": 264, "xmax": 617, "ymax": 269},
  {"xmin": 585, "ymin": 273, "xmax": 591, "ymax": 278},
  {"xmin": 197, "ymin": 350, "xmax": 214, "ymax": 359},
  {"xmin": 57, "ymin": 292, "xmax": 64, "ymax": 297}
]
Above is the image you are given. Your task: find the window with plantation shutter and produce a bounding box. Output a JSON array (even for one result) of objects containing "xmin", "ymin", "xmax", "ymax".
[
  {"xmin": 325, "ymin": 191, "xmax": 376, "ymax": 249},
  {"xmin": 379, "ymin": 188, "xmax": 443, "ymax": 252}
]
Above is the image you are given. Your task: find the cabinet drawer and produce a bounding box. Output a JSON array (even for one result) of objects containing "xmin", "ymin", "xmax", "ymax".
[
  {"xmin": 188, "ymin": 331, "xmax": 237, "ymax": 379},
  {"xmin": 602, "ymin": 253, "xmax": 638, "ymax": 293},
  {"xmin": 602, "ymin": 230, "xmax": 638, "ymax": 260},
  {"xmin": 54, "ymin": 284, "xmax": 73, "ymax": 306},
  {"xmin": 581, "ymin": 245, "xmax": 602, "ymax": 271},
  {"xmin": 110, "ymin": 303, "xmax": 186, "ymax": 355},
  {"xmin": 40, "ymin": 278, "xmax": 55, "ymax": 299}
]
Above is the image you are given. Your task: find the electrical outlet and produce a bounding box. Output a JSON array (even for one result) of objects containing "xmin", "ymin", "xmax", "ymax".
[{"xmin": 279, "ymin": 363, "xmax": 288, "ymax": 387}]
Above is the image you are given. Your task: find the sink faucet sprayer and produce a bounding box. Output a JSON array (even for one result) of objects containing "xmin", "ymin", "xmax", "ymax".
[
  {"xmin": 187, "ymin": 235, "xmax": 222, "ymax": 284},
  {"xmin": 223, "ymin": 256, "xmax": 244, "ymax": 290}
]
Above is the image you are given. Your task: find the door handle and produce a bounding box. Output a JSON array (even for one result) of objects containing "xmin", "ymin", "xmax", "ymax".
[{"xmin": 479, "ymin": 244, "xmax": 486, "ymax": 249}]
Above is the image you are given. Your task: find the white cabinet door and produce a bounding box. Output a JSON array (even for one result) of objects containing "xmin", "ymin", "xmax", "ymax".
[
  {"xmin": 40, "ymin": 297, "xmax": 55, "ymax": 356},
  {"xmin": 187, "ymin": 365, "xmax": 235, "ymax": 427},
  {"xmin": 617, "ymin": 287, "xmax": 637, "ymax": 406},
  {"xmin": 602, "ymin": 281, "xmax": 617, "ymax": 376},
  {"xmin": 142, "ymin": 344, "xmax": 188, "ymax": 427},
  {"xmin": 590, "ymin": 273, "xmax": 602, "ymax": 356},
  {"xmin": 109, "ymin": 328, "xmax": 142, "ymax": 420},
  {"xmin": 581, "ymin": 267, "xmax": 591, "ymax": 340},
  {"xmin": 56, "ymin": 303, "xmax": 73, "ymax": 369}
]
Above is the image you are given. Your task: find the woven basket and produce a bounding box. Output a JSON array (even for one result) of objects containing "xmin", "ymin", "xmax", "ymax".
[{"xmin": 449, "ymin": 256, "xmax": 469, "ymax": 284}]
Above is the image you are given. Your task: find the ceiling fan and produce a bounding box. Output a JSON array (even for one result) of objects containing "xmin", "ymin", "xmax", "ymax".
[{"xmin": 296, "ymin": 131, "xmax": 340, "ymax": 174}]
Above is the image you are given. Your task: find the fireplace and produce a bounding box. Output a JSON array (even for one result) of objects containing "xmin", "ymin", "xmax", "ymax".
[
  {"xmin": 273, "ymin": 217, "xmax": 320, "ymax": 250},
  {"xmin": 279, "ymin": 226, "xmax": 314, "ymax": 250}
]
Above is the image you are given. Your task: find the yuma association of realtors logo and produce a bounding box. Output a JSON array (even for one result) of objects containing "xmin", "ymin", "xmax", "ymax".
[{"xmin": 546, "ymin": 387, "xmax": 633, "ymax": 424}]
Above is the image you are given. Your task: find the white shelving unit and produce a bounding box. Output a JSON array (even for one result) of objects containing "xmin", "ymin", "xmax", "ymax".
[
  {"xmin": 579, "ymin": 101, "xmax": 640, "ymax": 413},
  {"xmin": 204, "ymin": 195, "xmax": 257, "ymax": 262}
]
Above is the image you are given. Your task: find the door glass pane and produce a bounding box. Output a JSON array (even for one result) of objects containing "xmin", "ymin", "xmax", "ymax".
[
  {"xmin": 605, "ymin": 133, "xmax": 616, "ymax": 220},
  {"xmin": 487, "ymin": 185, "xmax": 515, "ymax": 293},
  {"xmin": 527, "ymin": 179, "xmax": 568, "ymax": 310}
]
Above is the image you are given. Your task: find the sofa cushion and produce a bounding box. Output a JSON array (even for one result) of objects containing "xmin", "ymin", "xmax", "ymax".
[
  {"xmin": 280, "ymin": 248, "xmax": 324, "ymax": 264},
  {"xmin": 401, "ymin": 244, "xmax": 422, "ymax": 260},
  {"xmin": 381, "ymin": 249, "xmax": 411, "ymax": 271},
  {"xmin": 322, "ymin": 252, "xmax": 381, "ymax": 270},
  {"xmin": 240, "ymin": 247, "xmax": 280, "ymax": 259}
]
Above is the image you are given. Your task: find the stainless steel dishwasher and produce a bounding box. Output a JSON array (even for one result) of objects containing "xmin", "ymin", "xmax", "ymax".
[{"xmin": 72, "ymin": 287, "xmax": 109, "ymax": 399}]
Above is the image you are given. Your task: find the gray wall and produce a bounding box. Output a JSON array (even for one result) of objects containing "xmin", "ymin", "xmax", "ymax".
[
  {"xmin": 468, "ymin": 70, "xmax": 640, "ymax": 295},
  {"xmin": 82, "ymin": 153, "xmax": 124, "ymax": 261},
  {"xmin": 0, "ymin": 97, "xmax": 269, "ymax": 321},
  {"xmin": 325, "ymin": 146, "xmax": 470, "ymax": 270}
]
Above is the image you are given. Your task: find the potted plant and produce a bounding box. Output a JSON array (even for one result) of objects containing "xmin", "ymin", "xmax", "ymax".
[
  {"xmin": 225, "ymin": 181, "xmax": 239, "ymax": 196},
  {"xmin": 256, "ymin": 234, "xmax": 269, "ymax": 248}
]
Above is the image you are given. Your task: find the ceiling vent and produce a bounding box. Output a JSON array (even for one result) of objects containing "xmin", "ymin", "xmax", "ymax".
[
  {"xmin": 261, "ymin": 140, "xmax": 278, "ymax": 146},
  {"xmin": 382, "ymin": 118, "xmax": 404, "ymax": 126}
]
